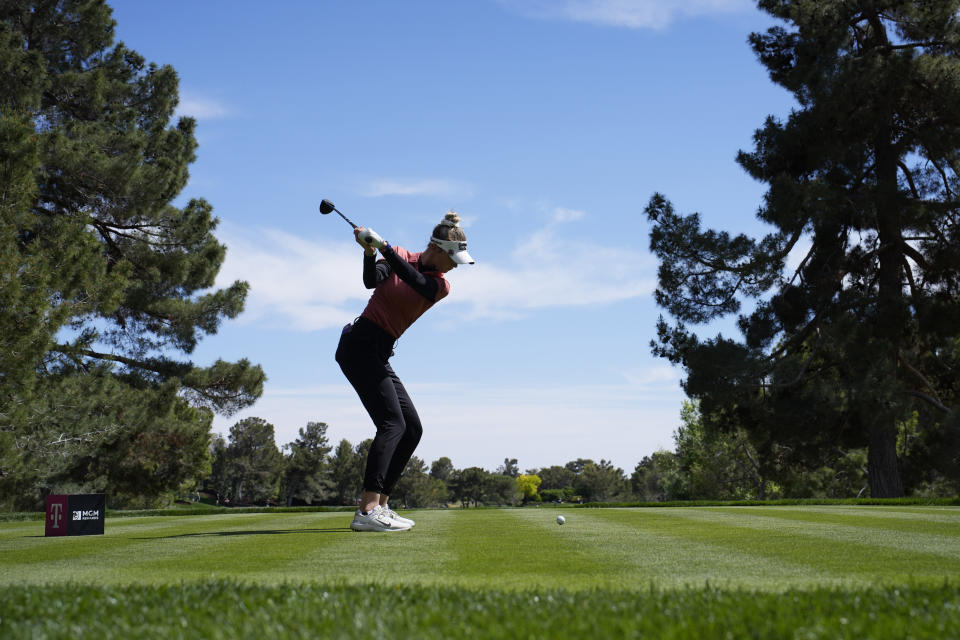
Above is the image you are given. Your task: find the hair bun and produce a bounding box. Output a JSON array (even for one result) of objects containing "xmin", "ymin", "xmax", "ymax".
[{"xmin": 440, "ymin": 210, "xmax": 461, "ymax": 227}]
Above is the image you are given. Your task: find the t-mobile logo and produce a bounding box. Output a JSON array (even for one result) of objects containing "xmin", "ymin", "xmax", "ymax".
[
  {"xmin": 45, "ymin": 494, "xmax": 104, "ymax": 536},
  {"xmin": 49, "ymin": 503, "xmax": 63, "ymax": 529}
]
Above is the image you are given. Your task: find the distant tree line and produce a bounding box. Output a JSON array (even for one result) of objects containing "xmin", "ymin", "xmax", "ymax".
[
  {"xmin": 632, "ymin": 401, "xmax": 958, "ymax": 502},
  {"xmin": 200, "ymin": 417, "xmax": 636, "ymax": 509},
  {"xmin": 197, "ymin": 405, "xmax": 960, "ymax": 510},
  {"xmin": 8, "ymin": 397, "xmax": 955, "ymax": 512}
]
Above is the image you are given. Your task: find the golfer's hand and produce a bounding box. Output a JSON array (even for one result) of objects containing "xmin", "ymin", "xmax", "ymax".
[
  {"xmin": 357, "ymin": 227, "xmax": 386, "ymax": 251},
  {"xmin": 354, "ymin": 227, "xmax": 378, "ymax": 255}
]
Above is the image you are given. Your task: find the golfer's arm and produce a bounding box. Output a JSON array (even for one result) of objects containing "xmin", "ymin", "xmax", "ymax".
[
  {"xmin": 380, "ymin": 246, "xmax": 439, "ymax": 301},
  {"xmin": 363, "ymin": 254, "xmax": 391, "ymax": 289}
]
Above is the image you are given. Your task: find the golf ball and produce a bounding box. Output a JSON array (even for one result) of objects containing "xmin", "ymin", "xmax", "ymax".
[{"xmin": 556, "ymin": 515, "xmax": 565, "ymax": 525}]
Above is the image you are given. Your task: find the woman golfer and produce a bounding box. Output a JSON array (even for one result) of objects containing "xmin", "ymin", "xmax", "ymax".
[{"xmin": 336, "ymin": 211, "xmax": 473, "ymax": 532}]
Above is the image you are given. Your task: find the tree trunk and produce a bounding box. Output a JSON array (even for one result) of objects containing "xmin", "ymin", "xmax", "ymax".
[
  {"xmin": 870, "ymin": 43, "xmax": 906, "ymax": 498},
  {"xmin": 286, "ymin": 478, "xmax": 299, "ymax": 507},
  {"xmin": 867, "ymin": 419, "xmax": 904, "ymax": 497}
]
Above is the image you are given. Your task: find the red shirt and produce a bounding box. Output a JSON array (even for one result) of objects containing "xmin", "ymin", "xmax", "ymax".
[{"xmin": 360, "ymin": 246, "xmax": 450, "ymax": 338}]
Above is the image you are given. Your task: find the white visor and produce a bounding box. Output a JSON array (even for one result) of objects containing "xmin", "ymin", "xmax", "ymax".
[{"xmin": 431, "ymin": 237, "xmax": 475, "ymax": 264}]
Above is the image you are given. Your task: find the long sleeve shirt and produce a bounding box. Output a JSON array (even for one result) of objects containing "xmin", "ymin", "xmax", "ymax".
[{"xmin": 359, "ymin": 245, "xmax": 450, "ymax": 339}]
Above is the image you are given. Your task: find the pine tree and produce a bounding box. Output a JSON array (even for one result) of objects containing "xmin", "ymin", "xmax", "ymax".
[
  {"xmin": 281, "ymin": 421, "xmax": 333, "ymax": 506},
  {"xmin": 647, "ymin": 0, "xmax": 960, "ymax": 497},
  {"xmin": 223, "ymin": 417, "xmax": 282, "ymax": 506},
  {"xmin": 328, "ymin": 439, "xmax": 361, "ymax": 506},
  {"xmin": 0, "ymin": 0, "xmax": 264, "ymax": 508}
]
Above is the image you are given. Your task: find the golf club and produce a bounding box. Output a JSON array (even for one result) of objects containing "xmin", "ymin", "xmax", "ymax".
[{"xmin": 319, "ymin": 199, "xmax": 359, "ymax": 228}]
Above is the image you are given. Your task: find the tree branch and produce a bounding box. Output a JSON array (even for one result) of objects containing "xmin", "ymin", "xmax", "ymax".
[
  {"xmin": 902, "ymin": 254, "xmax": 919, "ymax": 302},
  {"xmin": 763, "ymin": 328, "xmax": 821, "ymax": 388},
  {"xmin": 50, "ymin": 345, "xmax": 184, "ymax": 378},
  {"xmin": 925, "ymin": 151, "xmax": 956, "ymax": 200},
  {"xmin": 903, "ymin": 390, "xmax": 952, "ymax": 414},
  {"xmin": 897, "ymin": 351, "xmax": 943, "ymax": 402},
  {"xmin": 885, "ymin": 41, "xmax": 950, "ymax": 51},
  {"xmin": 788, "ymin": 239, "xmax": 815, "ymax": 286},
  {"xmin": 898, "ymin": 161, "xmax": 921, "ymax": 200}
]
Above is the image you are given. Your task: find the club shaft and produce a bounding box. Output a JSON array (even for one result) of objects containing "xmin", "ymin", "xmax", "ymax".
[{"xmin": 335, "ymin": 210, "xmax": 359, "ymax": 228}]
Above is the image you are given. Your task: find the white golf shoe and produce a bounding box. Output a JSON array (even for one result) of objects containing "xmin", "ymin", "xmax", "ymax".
[
  {"xmin": 382, "ymin": 506, "xmax": 415, "ymax": 528},
  {"xmin": 350, "ymin": 505, "xmax": 412, "ymax": 532}
]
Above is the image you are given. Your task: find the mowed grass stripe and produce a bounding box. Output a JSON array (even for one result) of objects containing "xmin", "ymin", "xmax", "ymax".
[
  {"xmin": 4, "ymin": 507, "xmax": 959, "ymax": 591},
  {"xmin": 137, "ymin": 509, "xmax": 458, "ymax": 586},
  {"xmin": 441, "ymin": 508, "xmax": 616, "ymax": 590},
  {"xmin": 2, "ymin": 510, "xmax": 461, "ymax": 587},
  {"xmin": 0, "ymin": 514, "xmax": 196, "ymax": 556},
  {"xmin": 354, "ymin": 508, "xmax": 853, "ymax": 591},
  {"xmin": 0, "ymin": 517, "xmax": 188, "ymax": 580},
  {"xmin": 137, "ymin": 511, "xmax": 356, "ymax": 583},
  {"xmin": 589, "ymin": 507, "xmax": 960, "ymax": 586},
  {"xmin": 561, "ymin": 508, "xmax": 853, "ymax": 589},
  {"xmin": 709, "ymin": 505, "xmax": 960, "ymax": 536},
  {"xmin": 286, "ymin": 509, "xmax": 460, "ymax": 587},
  {"xmin": 672, "ymin": 507, "xmax": 960, "ymax": 560},
  {"xmin": 806, "ymin": 506, "xmax": 960, "ymax": 523},
  {"xmin": 1, "ymin": 513, "xmax": 352, "ymax": 585}
]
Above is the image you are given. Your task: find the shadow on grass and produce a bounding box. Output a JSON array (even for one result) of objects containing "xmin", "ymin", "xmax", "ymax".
[{"xmin": 130, "ymin": 527, "xmax": 352, "ymax": 539}]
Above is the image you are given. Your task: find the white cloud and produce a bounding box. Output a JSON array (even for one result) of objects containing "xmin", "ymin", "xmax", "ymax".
[
  {"xmin": 361, "ymin": 178, "xmax": 475, "ymax": 199},
  {"xmin": 214, "ymin": 211, "xmax": 655, "ymax": 328},
  {"xmin": 453, "ymin": 226, "xmax": 655, "ymax": 318},
  {"xmin": 500, "ymin": 0, "xmax": 752, "ymax": 30},
  {"xmin": 622, "ymin": 364, "xmax": 682, "ymax": 387},
  {"xmin": 175, "ymin": 94, "xmax": 229, "ymax": 120},
  {"xmin": 216, "ymin": 228, "xmax": 368, "ymax": 331},
  {"xmin": 552, "ymin": 207, "xmax": 586, "ymax": 222}
]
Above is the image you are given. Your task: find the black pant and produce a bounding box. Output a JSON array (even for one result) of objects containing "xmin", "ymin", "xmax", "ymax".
[{"xmin": 335, "ymin": 317, "xmax": 423, "ymax": 496}]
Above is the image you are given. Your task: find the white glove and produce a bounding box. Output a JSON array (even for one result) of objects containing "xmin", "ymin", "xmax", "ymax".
[{"xmin": 358, "ymin": 228, "xmax": 385, "ymax": 249}]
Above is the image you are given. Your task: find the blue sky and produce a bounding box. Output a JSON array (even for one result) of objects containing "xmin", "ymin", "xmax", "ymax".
[{"xmin": 107, "ymin": 0, "xmax": 796, "ymax": 474}]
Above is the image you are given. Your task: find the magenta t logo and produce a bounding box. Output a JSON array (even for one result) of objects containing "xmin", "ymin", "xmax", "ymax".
[{"xmin": 45, "ymin": 495, "xmax": 69, "ymax": 536}]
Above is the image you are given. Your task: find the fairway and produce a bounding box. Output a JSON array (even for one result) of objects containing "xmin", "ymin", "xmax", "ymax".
[
  {"xmin": 3, "ymin": 505, "xmax": 960, "ymax": 638},
  {"xmin": 3, "ymin": 505, "xmax": 959, "ymax": 590}
]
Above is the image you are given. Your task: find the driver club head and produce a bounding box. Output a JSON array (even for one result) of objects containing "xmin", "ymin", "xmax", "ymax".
[{"xmin": 318, "ymin": 198, "xmax": 359, "ymax": 228}]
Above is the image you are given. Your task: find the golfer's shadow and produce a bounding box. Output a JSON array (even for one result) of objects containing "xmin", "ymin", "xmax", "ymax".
[{"xmin": 132, "ymin": 527, "xmax": 351, "ymax": 539}]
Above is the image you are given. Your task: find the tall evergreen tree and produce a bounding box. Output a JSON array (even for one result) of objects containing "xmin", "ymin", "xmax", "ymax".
[
  {"xmin": 223, "ymin": 417, "xmax": 281, "ymax": 505},
  {"xmin": 429, "ymin": 456, "xmax": 454, "ymax": 483},
  {"xmin": 328, "ymin": 439, "xmax": 361, "ymax": 506},
  {"xmin": 207, "ymin": 434, "xmax": 229, "ymax": 505},
  {"xmin": 647, "ymin": 0, "xmax": 960, "ymax": 496},
  {"xmin": 281, "ymin": 421, "xmax": 333, "ymax": 506},
  {"xmin": 0, "ymin": 0, "xmax": 264, "ymax": 508}
]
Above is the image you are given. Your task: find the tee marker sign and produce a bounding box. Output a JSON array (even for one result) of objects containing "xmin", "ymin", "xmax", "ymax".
[{"xmin": 45, "ymin": 494, "xmax": 105, "ymax": 536}]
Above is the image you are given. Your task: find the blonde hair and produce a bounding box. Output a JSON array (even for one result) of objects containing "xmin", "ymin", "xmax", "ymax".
[{"xmin": 432, "ymin": 210, "xmax": 466, "ymax": 242}]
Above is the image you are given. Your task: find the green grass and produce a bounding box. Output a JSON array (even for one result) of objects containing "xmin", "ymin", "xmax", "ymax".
[
  {"xmin": 2, "ymin": 506, "xmax": 959, "ymax": 638},
  {"xmin": 2, "ymin": 582, "xmax": 958, "ymax": 639}
]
